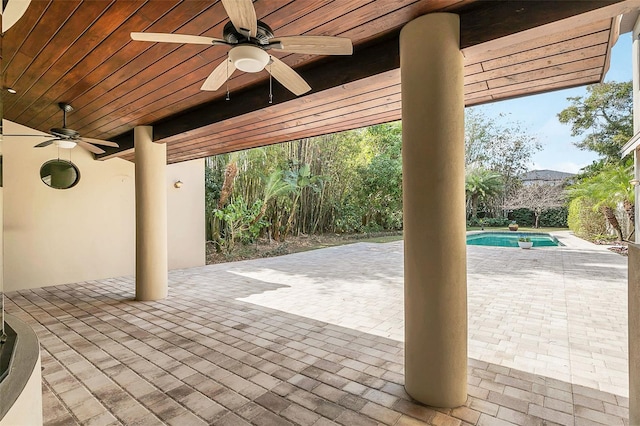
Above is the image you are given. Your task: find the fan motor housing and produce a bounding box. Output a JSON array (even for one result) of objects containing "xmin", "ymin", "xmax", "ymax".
[
  {"xmin": 50, "ymin": 127, "xmax": 79, "ymax": 139},
  {"xmin": 223, "ymin": 20, "xmax": 274, "ymax": 45}
]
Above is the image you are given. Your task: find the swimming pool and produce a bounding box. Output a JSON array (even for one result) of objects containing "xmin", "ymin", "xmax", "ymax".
[{"xmin": 466, "ymin": 231, "xmax": 561, "ymax": 248}]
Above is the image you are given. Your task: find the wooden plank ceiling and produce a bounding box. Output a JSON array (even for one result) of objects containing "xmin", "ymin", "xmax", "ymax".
[{"xmin": 1, "ymin": 0, "xmax": 633, "ymax": 163}]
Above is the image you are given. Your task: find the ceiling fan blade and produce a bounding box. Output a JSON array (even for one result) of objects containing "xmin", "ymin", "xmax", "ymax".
[
  {"xmin": 201, "ymin": 59, "xmax": 236, "ymax": 91},
  {"xmin": 267, "ymin": 56, "xmax": 311, "ymax": 96},
  {"xmin": 6, "ymin": 134, "xmax": 53, "ymax": 137},
  {"xmin": 76, "ymin": 140, "xmax": 105, "ymax": 155},
  {"xmin": 130, "ymin": 32, "xmax": 226, "ymax": 46},
  {"xmin": 2, "ymin": 0, "xmax": 31, "ymax": 33},
  {"xmin": 271, "ymin": 36, "xmax": 353, "ymax": 55},
  {"xmin": 221, "ymin": 0, "xmax": 257, "ymax": 38},
  {"xmin": 34, "ymin": 139, "xmax": 57, "ymax": 148},
  {"xmin": 80, "ymin": 137, "xmax": 119, "ymax": 148}
]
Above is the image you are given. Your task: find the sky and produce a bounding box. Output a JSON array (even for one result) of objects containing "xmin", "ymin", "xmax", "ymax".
[{"xmin": 469, "ymin": 32, "xmax": 633, "ymax": 174}]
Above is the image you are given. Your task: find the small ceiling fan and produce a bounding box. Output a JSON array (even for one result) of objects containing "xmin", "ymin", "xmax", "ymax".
[
  {"xmin": 130, "ymin": 0, "xmax": 353, "ymax": 96},
  {"xmin": 33, "ymin": 103, "xmax": 119, "ymax": 154}
]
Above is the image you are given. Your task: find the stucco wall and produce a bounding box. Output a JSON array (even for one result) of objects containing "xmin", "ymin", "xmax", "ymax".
[
  {"xmin": 0, "ymin": 150, "xmax": 3, "ymax": 294},
  {"xmin": 167, "ymin": 159, "xmax": 206, "ymax": 270},
  {"xmin": 3, "ymin": 120, "xmax": 204, "ymax": 292}
]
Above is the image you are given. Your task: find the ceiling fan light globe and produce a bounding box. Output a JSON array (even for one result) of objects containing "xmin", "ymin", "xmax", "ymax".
[
  {"xmin": 229, "ymin": 45, "xmax": 269, "ymax": 73},
  {"xmin": 55, "ymin": 140, "xmax": 77, "ymax": 149}
]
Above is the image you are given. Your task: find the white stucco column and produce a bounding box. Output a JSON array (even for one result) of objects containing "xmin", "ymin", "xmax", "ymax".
[
  {"xmin": 134, "ymin": 126, "xmax": 168, "ymax": 301},
  {"xmin": 400, "ymin": 13, "xmax": 467, "ymax": 407},
  {"xmin": 631, "ymin": 17, "xmax": 640, "ymax": 424},
  {"xmin": 630, "ymin": 244, "xmax": 640, "ymax": 425},
  {"xmin": 633, "ymin": 18, "xmax": 640, "ymax": 243}
]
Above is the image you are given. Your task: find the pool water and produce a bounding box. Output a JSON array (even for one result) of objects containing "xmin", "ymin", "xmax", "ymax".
[{"xmin": 466, "ymin": 232, "xmax": 560, "ymax": 248}]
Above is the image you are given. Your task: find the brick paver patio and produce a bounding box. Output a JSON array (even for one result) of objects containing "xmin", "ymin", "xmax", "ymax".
[{"xmin": 5, "ymin": 231, "xmax": 629, "ymax": 425}]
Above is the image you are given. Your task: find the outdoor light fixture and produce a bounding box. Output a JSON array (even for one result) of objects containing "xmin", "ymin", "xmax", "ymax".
[
  {"xmin": 174, "ymin": 180, "xmax": 183, "ymax": 188},
  {"xmin": 228, "ymin": 45, "xmax": 270, "ymax": 73},
  {"xmin": 630, "ymin": 179, "xmax": 639, "ymax": 187},
  {"xmin": 56, "ymin": 140, "xmax": 77, "ymax": 150},
  {"xmin": 6, "ymin": 88, "xmax": 16, "ymax": 94}
]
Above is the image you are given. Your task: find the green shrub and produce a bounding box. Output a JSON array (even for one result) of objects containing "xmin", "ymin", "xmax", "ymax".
[
  {"xmin": 507, "ymin": 207, "xmax": 568, "ymax": 228},
  {"xmin": 467, "ymin": 217, "xmax": 509, "ymax": 227},
  {"xmin": 509, "ymin": 208, "xmax": 534, "ymax": 227},
  {"xmin": 567, "ymin": 198, "xmax": 580, "ymax": 233},
  {"xmin": 333, "ymin": 200, "xmax": 363, "ymax": 233},
  {"xmin": 568, "ymin": 197, "xmax": 607, "ymax": 239},
  {"xmin": 486, "ymin": 217, "xmax": 509, "ymax": 227},
  {"xmin": 539, "ymin": 206, "xmax": 568, "ymax": 227}
]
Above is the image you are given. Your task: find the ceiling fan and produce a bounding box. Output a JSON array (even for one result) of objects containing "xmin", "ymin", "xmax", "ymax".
[
  {"xmin": 130, "ymin": 0, "xmax": 353, "ymax": 96},
  {"xmin": 33, "ymin": 103, "xmax": 119, "ymax": 154}
]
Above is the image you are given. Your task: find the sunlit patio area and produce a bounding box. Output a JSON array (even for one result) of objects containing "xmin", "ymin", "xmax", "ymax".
[{"xmin": 5, "ymin": 232, "xmax": 629, "ymax": 426}]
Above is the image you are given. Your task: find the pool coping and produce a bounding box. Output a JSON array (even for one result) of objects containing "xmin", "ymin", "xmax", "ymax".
[
  {"xmin": 466, "ymin": 230, "xmax": 563, "ymax": 247},
  {"xmin": 466, "ymin": 230, "xmax": 624, "ymax": 253}
]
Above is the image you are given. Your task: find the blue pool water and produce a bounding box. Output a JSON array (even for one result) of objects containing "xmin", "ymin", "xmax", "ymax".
[{"xmin": 466, "ymin": 231, "xmax": 561, "ymax": 248}]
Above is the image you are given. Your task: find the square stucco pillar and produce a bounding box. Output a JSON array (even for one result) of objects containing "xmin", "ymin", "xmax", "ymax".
[
  {"xmin": 135, "ymin": 126, "xmax": 168, "ymax": 301},
  {"xmin": 630, "ymin": 244, "xmax": 640, "ymax": 425},
  {"xmin": 632, "ymin": 16, "xmax": 640, "ymax": 243},
  {"xmin": 400, "ymin": 13, "xmax": 467, "ymax": 407}
]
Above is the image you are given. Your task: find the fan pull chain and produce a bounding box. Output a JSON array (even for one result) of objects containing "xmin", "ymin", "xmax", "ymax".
[
  {"xmin": 225, "ymin": 55, "xmax": 230, "ymax": 101},
  {"xmin": 268, "ymin": 60, "xmax": 273, "ymax": 104},
  {"xmin": 0, "ymin": 293, "xmax": 6, "ymax": 344}
]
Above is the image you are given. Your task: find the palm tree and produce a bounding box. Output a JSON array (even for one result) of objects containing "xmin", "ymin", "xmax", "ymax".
[
  {"xmin": 569, "ymin": 165, "xmax": 634, "ymax": 240},
  {"xmin": 598, "ymin": 165, "xmax": 635, "ymax": 231},
  {"xmin": 250, "ymin": 169, "xmax": 291, "ymax": 227},
  {"xmin": 465, "ymin": 167, "xmax": 504, "ymax": 220}
]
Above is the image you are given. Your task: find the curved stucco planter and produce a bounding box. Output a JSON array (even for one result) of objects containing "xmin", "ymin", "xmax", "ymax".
[{"xmin": 0, "ymin": 314, "xmax": 42, "ymax": 426}]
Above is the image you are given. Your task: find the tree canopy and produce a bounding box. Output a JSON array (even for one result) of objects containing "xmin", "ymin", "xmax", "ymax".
[
  {"xmin": 558, "ymin": 81, "xmax": 635, "ymax": 241},
  {"xmin": 557, "ymin": 81, "xmax": 633, "ymax": 165},
  {"xmin": 465, "ymin": 108, "xmax": 541, "ymax": 195}
]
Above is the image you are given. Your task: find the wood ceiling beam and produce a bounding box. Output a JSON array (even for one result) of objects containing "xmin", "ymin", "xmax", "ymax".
[
  {"xmin": 466, "ymin": 74, "xmax": 603, "ymax": 107},
  {"xmin": 164, "ymin": 71, "xmax": 401, "ymax": 149},
  {"xmin": 167, "ymin": 90, "xmax": 403, "ymax": 158},
  {"xmin": 165, "ymin": 109, "xmax": 404, "ymax": 163}
]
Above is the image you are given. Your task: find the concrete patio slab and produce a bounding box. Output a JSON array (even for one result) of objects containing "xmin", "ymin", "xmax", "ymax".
[{"xmin": 5, "ymin": 231, "xmax": 629, "ymax": 425}]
